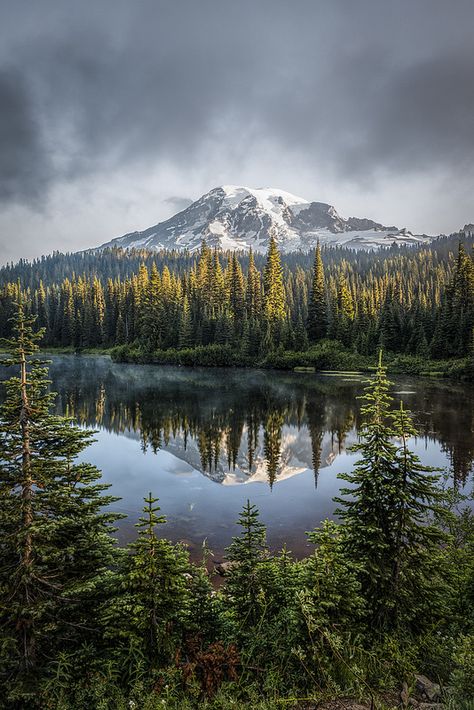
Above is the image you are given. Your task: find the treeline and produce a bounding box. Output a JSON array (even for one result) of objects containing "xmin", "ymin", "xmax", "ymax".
[
  {"xmin": 2, "ymin": 235, "xmax": 471, "ymax": 292},
  {"xmin": 1, "ymin": 235, "xmax": 474, "ymax": 362},
  {"xmin": 1, "ymin": 307, "xmax": 473, "ymax": 708}
]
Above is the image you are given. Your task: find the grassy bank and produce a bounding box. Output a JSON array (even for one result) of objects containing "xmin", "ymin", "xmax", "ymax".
[
  {"xmin": 41, "ymin": 345, "xmax": 115, "ymax": 355},
  {"xmin": 109, "ymin": 339, "xmax": 474, "ymax": 380},
  {"xmin": 11, "ymin": 340, "xmax": 469, "ymax": 380}
]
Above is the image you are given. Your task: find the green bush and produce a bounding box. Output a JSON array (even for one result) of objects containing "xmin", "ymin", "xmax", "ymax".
[
  {"xmin": 111, "ymin": 340, "xmax": 474, "ymax": 380},
  {"xmin": 387, "ymin": 353, "xmax": 474, "ymax": 380},
  {"xmin": 449, "ymin": 634, "xmax": 474, "ymax": 706},
  {"xmin": 261, "ymin": 340, "xmax": 370, "ymax": 372},
  {"xmin": 111, "ymin": 343, "xmax": 253, "ymax": 368}
]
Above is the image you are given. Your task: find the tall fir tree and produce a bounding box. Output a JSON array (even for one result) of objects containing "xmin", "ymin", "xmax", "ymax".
[
  {"xmin": 307, "ymin": 243, "xmax": 327, "ymax": 343},
  {"xmin": 0, "ymin": 301, "xmax": 120, "ymax": 703},
  {"xmin": 104, "ymin": 493, "xmax": 190, "ymax": 673},
  {"xmin": 336, "ymin": 352, "xmax": 446, "ymax": 632},
  {"xmin": 225, "ymin": 501, "xmax": 269, "ymax": 629},
  {"xmin": 246, "ymin": 247, "xmax": 262, "ymax": 320},
  {"xmin": 263, "ymin": 236, "xmax": 286, "ymax": 347}
]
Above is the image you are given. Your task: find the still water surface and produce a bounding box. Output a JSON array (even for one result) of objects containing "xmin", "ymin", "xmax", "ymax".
[{"xmin": 6, "ymin": 355, "xmax": 474, "ymax": 559}]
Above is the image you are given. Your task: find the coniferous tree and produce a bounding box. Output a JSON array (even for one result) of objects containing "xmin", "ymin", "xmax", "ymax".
[
  {"xmin": 36, "ymin": 280, "xmax": 48, "ymax": 333},
  {"xmin": 105, "ymin": 493, "xmax": 190, "ymax": 672},
  {"xmin": 263, "ymin": 236, "xmax": 286, "ymax": 345},
  {"xmin": 388, "ymin": 401, "xmax": 447, "ymax": 629},
  {"xmin": 307, "ymin": 243, "xmax": 327, "ymax": 343},
  {"xmin": 304, "ymin": 520, "xmax": 364, "ymax": 631},
  {"xmin": 246, "ymin": 248, "xmax": 262, "ymax": 320},
  {"xmin": 0, "ymin": 302, "xmax": 120, "ymax": 702},
  {"xmin": 225, "ymin": 501, "xmax": 269, "ymax": 628},
  {"xmin": 336, "ymin": 352, "xmax": 446, "ymax": 631},
  {"xmin": 293, "ymin": 311, "xmax": 309, "ymax": 351},
  {"xmin": 335, "ymin": 352, "xmax": 400, "ymax": 630},
  {"xmin": 2, "ymin": 233, "xmax": 474, "ymax": 364},
  {"xmin": 178, "ymin": 294, "xmax": 194, "ymax": 349},
  {"xmin": 228, "ymin": 253, "xmax": 245, "ymax": 334},
  {"xmin": 336, "ymin": 274, "xmax": 354, "ymax": 346},
  {"xmin": 141, "ymin": 263, "xmax": 162, "ymax": 350}
]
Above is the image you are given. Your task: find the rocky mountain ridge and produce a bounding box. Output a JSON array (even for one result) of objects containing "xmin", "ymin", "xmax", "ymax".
[{"xmin": 99, "ymin": 185, "xmax": 434, "ymax": 253}]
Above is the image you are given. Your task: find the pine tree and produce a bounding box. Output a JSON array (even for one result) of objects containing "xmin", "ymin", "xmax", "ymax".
[
  {"xmin": 336, "ymin": 353, "xmax": 446, "ymax": 631},
  {"xmin": 210, "ymin": 249, "xmax": 226, "ymax": 311},
  {"xmin": 105, "ymin": 493, "xmax": 190, "ymax": 671},
  {"xmin": 388, "ymin": 401, "xmax": 447, "ymax": 629},
  {"xmin": 214, "ymin": 307, "xmax": 233, "ymax": 345},
  {"xmin": 228, "ymin": 253, "xmax": 245, "ymax": 334},
  {"xmin": 437, "ymin": 243, "xmax": 474, "ymax": 356},
  {"xmin": 92, "ymin": 276, "xmax": 105, "ymax": 346},
  {"xmin": 115, "ymin": 309, "xmax": 126, "ymax": 344},
  {"xmin": 36, "ymin": 280, "xmax": 48, "ymax": 334},
  {"xmin": 304, "ymin": 521, "xmax": 364, "ymax": 630},
  {"xmin": 293, "ymin": 311, "xmax": 309, "ymax": 351},
  {"xmin": 159, "ymin": 266, "xmax": 174, "ymax": 347},
  {"xmin": 178, "ymin": 294, "xmax": 194, "ymax": 349},
  {"xmin": 336, "ymin": 274, "xmax": 354, "ymax": 346},
  {"xmin": 307, "ymin": 243, "xmax": 327, "ymax": 343},
  {"xmin": 246, "ymin": 248, "xmax": 262, "ymax": 320},
  {"xmin": 225, "ymin": 501, "xmax": 269, "ymax": 628},
  {"xmin": 0, "ymin": 301, "xmax": 120, "ymax": 701},
  {"xmin": 334, "ymin": 352, "xmax": 399, "ymax": 627},
  {"xmin": 263, "ymin": 236, "xmax": 286, "ymax": 342},
  {"xmin": 141, "ymin": 263, "xmax": 162, "ymax": 350},
  {"xmin": 60, "ymin": 279, "xmax": 75, "ymax": 346}
]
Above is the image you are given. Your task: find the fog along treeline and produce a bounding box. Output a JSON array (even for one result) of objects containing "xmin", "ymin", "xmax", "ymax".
[
  {"xmin": 1, "ymin": 233, "xmax": 474, "ymax": 370},
  {"xmin": 48, "ymin": 357, "xmax": 474, "ymax": 488}
]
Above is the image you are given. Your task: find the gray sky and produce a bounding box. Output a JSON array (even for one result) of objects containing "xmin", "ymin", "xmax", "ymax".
[{"xmin": 1, "ymin": 0, "xmax": 474, "ymax": 263}]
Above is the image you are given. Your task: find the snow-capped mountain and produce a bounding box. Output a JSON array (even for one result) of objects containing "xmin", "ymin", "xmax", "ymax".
[{"xmin": 99, "ymin": 185, "xmax": 433, "ymax": 253}]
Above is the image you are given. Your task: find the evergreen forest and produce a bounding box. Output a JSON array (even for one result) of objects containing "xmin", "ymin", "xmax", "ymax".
[
  {"xmin": 1, "ymin": 301, "xmax": 473, "ymax": 709},
  {"xmin": 2, "ymin": 2, "xmax": 474, "ymax": 708},
  {"xmin": 1, "ymin": 235, "xmax": 474, "ymax": 377}
]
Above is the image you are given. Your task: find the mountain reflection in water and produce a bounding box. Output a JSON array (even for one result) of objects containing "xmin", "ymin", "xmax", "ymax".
[{"xmin": 2, "ymin": 355, "xmax": 473, "ymax": 558}]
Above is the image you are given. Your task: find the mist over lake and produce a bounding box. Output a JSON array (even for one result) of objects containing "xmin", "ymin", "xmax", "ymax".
[{"xmin": 22, "ymin": 354, "xmax": 472, "ymax": 560}]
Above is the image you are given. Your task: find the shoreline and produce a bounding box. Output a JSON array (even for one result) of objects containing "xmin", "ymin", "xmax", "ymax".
[{"xmin": 21, "ymin": 343, "xmax": 474, "ymax": 381}]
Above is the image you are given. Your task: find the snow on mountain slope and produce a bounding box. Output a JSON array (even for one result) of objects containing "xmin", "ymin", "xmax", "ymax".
[{"xmin": 99, "ymin": 185, "xmax": 433, "ymax": 253}]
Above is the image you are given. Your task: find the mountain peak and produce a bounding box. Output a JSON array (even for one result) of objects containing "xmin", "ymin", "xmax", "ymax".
[
  {"xmin": 99, "ymin": 184, "xmax": 431, "ymax": 253},
  {"xmin": 218, "ymin": 184, "xmax": 310, "ymax": 206}
]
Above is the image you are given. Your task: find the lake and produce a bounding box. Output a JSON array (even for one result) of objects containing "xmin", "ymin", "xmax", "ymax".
[{"xmin": 4, "ymin": 355, "xmax": 474, "ymax": 560}]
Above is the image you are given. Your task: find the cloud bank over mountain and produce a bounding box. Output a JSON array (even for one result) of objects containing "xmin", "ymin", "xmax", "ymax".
[{"xmin": 0, "ymin": 0, "xmax": 473, "ymax": 262}]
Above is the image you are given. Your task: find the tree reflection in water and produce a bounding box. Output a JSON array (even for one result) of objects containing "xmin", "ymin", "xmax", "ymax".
[{"xmin": 27, "ymin": 355, "xmax": 474, "ymax": 490}]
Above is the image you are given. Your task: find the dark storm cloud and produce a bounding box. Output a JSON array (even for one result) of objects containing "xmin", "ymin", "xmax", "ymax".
[
  {"xmin": 363, "ymin": 51, "xmax": 474, "ymax": 172},
  {"xmin": 0, "ymin": 0, "xmax": 474, "ymax": 205},
  {"xmin": 0, "ymin": 68, "xmax": 51, "ymax": 202},
  {"xmin": 261, "ymin": 44, "xmax": 474, "ymax": 182}
]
